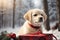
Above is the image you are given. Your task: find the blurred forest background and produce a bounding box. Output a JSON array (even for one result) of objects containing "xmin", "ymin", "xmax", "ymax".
[
  {"xmin": 0, "ymin": 0, "xmax": 60, "ymax": 31},
  {"xmin": 0, "ymin": 0, "xmax": 60, "ymax": 30},
  {"xmin": 0, "ymin": 0, "xmax": 60, "ymax": 39}
]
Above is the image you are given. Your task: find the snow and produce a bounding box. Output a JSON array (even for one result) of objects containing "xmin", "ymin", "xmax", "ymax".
[
  {"xmin": 0, "ymin": 22, "xmax": 60, "ymax": 40},
  {"xmin": 0, "ymin": 26, "xmax": 20, "ymax": 36}
]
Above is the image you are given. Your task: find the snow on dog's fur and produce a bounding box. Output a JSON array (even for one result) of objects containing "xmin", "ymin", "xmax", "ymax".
[{"xmin": 19, "ymin": 9, "xmax": 52, "ymax": 35}]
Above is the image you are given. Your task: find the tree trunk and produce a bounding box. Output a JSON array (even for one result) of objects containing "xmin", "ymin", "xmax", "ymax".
[
  {"xmin": 43, "ymin": 0, "xmax": 50, "ymax": 31},
  {"xmin": 13, "ymin": 0, "xmax": 16, "ymax": 28},
  {"xmin": 56, "ymin": 0, "xmax": 60, "ymax": 31}
]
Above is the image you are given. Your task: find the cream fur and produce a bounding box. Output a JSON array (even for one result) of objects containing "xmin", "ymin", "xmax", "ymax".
[
  {"xmin": 19, "ymin": 21, "xmax": 41, "ymax": 35},
  {"xmin": 18, "ymin": 9, "xmax": 52, "ymax": 35}
]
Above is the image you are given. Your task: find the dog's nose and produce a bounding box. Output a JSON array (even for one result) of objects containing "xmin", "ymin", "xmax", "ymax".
[{"xmin": 39, "ymin": 17, "xmax": 43, "ymax": 22}]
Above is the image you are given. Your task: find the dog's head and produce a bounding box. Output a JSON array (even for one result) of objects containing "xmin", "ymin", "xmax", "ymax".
[{"xmin": 24, "ymin": 9, "xmax": 47, "ymax": 26}]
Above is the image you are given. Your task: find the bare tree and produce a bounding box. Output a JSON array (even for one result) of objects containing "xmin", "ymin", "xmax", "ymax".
[
  {"xmin": 43, "ymin": 0, "xmax": 50, "ymax": 31},
  {"xmin": 13, "ymin": 0, "xmax": 16, "ymax": 28},
  {"xmin": 56, "ymin": 0, "xmax": 60, "ymax": 31}
]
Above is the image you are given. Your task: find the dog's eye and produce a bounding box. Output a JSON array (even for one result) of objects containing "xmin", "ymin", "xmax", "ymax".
[
  {"xmin": 34, "ymin": 14, "xmax": 37, "ymax": 16},
  {"xmin": 41, "ymin": 14, "xmax": 43, "ymax": 16}
]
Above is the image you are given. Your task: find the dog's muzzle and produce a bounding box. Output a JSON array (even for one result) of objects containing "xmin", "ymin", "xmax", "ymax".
[{"xmin": 39, "ymin": 17, "xmax": 43, "ymax": 22}]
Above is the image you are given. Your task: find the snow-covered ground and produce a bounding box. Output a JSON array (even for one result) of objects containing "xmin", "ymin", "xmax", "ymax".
[{"xmin": 0, "ymin": 22, "xmax": 60, "ymax": 40}]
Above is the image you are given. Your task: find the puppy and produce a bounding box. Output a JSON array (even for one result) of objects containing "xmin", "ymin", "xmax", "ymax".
[{"xmin": 19, "ymin": 9, "xmax": 47, "ymax": 35}]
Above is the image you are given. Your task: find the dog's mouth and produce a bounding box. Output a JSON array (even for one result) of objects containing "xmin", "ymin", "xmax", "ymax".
[
  {"xmin": 35, "ymin": 20, "xmax": 43, "ymax": 23},
  {"xmin": 33, "ymin": 21, "xmax": 43, "ymax": 26}
]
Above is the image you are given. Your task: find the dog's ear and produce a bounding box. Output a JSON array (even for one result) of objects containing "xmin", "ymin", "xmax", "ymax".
[
  {"xmin": 24, "ymin": 12, "xmax": 29, "ymax": 20},
  {"xmin": 44, "ymin": 13, "xmax": 47, "ymax": 22},
  {"xmin": 24, "ymin": 10, "xmax": 32, "ymax": 21},
  {"xmin": 42, "ymin": 10, "xmax": 47, "ymax": 22}
]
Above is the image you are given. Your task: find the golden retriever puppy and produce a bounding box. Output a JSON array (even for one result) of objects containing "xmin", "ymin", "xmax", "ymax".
[{"xmin": 19, "ymin": 9, "xmax": 52, "ymax": 35}]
